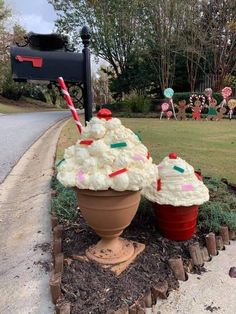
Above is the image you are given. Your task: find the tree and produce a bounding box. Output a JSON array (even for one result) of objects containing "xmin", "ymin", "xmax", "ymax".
[
  {"xmin": 0, "ymin": 0, "xmax": 10, "ymax": 23},
  {"xmin": 50, "ymin": 0, "xmax": 143, "ymax": 76},
  {"xmin": 50, "ymin": 0, "xmax": 236, "ymax": 95},
  {"xmin": 0, "ymin": 1, "xmax": 12, "ymax": 94},
  {"xmin": 178, "ymin": 0, "xmax": 209, "ymax": 92},
  {"xmin": 0, "ymin": 21, "xmax": 31, "ymax": 99},
  {"xmin": 93, "ymin": 66, "xmax": 112, "ymax": 105},
  {"xmin": 108, "ymin": 55, "xmax": 156, "ymax": 97},
  {"xmin": 201, "ymin": 0, "xmax": 236, "ymax": 90},
  {"xmin": 141, "ymin": 0, "xmax": 185, "ymax": 92}
]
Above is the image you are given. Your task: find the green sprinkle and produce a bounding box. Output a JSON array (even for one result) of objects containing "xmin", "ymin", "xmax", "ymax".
[
  {"xmin": 173, "ymin": 165, "xmax": 185, "ymax": 173},
  {"xmin": 110, "ymin": 142, "xmax": 127, "ymax": 148},
  {"xmin": 134, "ymin": 132, "xmax": 142, "ymax": 142},
  {"xmin": 56, "ymin": 158, "xmax": 65, "ymax": 167}
]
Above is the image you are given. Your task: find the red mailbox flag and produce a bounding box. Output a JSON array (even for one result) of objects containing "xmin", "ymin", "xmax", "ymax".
[{"xmin": 15, "ymin": 55, "xmax": 43, "ymax": 68}]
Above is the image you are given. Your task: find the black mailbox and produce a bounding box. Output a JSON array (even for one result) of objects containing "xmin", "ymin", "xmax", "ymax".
[
  {"xmin": 11, "ymin": 46, "xmax": 84, "ymax": 83},
  {"xmin": 10, "ymin": 27, "xmax": 93, "ymax": 122}
]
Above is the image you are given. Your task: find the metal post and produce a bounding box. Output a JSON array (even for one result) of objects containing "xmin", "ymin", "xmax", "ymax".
[
  {"xmin": 81, "ymin": 26, "xmax": 93, "ymax": 123},
  {"xmin": 170, "ymin": 98, "xmax": 177, "ymax": 120}
]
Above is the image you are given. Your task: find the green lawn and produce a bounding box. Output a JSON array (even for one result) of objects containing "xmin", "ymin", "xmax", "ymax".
[
  {"xmin": 56, "ymin": 118, "xmax": 236, "ymax": 184},
  {"xmin": 0, "ymin": 102, "xmax": 36, "ymax": 113}
]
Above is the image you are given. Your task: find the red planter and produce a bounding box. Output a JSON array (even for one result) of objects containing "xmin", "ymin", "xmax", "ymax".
[{"xmin": 152, "ymin": 203, "xmax": 199, "ymax": 241}]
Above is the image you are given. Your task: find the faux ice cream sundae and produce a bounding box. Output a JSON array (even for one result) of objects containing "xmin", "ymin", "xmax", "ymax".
[
  {"xmin": 57, "ymin": 109, "xmax": 157, "ymax": 264},
  {"xmin": 143, "ymin": 153, "xmax": 209, "ymax": 240}
]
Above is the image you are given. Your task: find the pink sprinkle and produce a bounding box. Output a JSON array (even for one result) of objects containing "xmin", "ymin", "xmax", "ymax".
[
  {"xmin": 182, "ymin": 184, "xmax": 194, "ymax": 191},
  {"xmin": 158, "ymin": 165, "xmax": 164, "ymax": 170},
  {"xmin": 133, "ymin": 154, "xmax": 145, "ymax": 161},
  {"xmin": 76, "ymin": 169, "xmax": 85, "ymax": 183}
]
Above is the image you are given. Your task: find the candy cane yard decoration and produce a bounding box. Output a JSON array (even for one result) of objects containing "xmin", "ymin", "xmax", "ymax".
[{"xmin": 58, "ymin": 76, "xmax": 83, "ymax": 134}]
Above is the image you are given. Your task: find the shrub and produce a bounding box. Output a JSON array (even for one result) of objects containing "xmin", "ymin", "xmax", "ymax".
[
  {"xmin": 1, "ymin": 74, "xmax": 25, "ymax": 100},
  {"xmin": 101, "ymin": 102, "xmax": 125, "ymax": 112},
  {"xmin": 173, "ymin": 92, "xmax": 191, "ymax": 103},
  {"xmin": 124, "ymin": 90, "xmax": 151, "ymax": 113},
  {"xmin": 173, "ymin": 92, "xmax": 223, "ymax": 106}
]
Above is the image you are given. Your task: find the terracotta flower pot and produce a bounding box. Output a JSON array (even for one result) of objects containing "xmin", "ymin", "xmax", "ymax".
[
  {"xmin": 75, "ymin": 189, "xmax": 141, "ymax": 264},
  {"xmin": 152, "ymin": 202, "xmax": 199, "ymax": 241}
]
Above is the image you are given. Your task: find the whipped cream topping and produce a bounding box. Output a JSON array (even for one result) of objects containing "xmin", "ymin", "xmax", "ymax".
[
  {"xmin": 143, "ymin": 154, "xmax": 209, "ymax": 206},
  {"xmin": 57, "ymin": 113, "xmax": 157, "ymax": 191}
]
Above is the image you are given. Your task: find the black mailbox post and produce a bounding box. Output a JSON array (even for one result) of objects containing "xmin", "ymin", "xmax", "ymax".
[{"xmin": 10, "ymin": 26, "xmax": 93, "ymax": 122}]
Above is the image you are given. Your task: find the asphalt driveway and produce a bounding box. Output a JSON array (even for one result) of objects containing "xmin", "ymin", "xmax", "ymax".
[{"xmin": 0, "ymin": 111, "xmax": 70, "ymax": 183}]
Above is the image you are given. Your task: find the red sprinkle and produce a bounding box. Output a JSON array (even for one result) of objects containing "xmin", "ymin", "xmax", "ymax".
[
  {"xmin": 109, "ymin": 168, "xmax": 128, "ymax": 177},
  {"xmin": 147, "ymin": 151, "xmax": 151, "ymax": 159},
  {"xmin": 195, "ymin": 171, "xmax": 202, "ymax": 181},
  {"xmin": 157, "ymin": 179, "xmax": 162, "ymax": 191},
  {"xmin": 80, "ymin": 139, "xmax": 93, "ymax": 145},
  {"xmin": 169, "ymin": 152, "xmax": 177, "ymax": 159}
]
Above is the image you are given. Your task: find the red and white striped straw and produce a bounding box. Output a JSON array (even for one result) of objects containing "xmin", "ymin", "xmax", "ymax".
[{"xmin": 57, "ymin": 77, "xmax": 83, "ymax": 134}]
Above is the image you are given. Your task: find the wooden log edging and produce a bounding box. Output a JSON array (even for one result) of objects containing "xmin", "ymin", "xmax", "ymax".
[
  {"xmin": 219, "ymin": 226, "xmax": 230, "ymax": 245},
  {"xmin": 168, "ymin": 257, "xmax": 186, "ymax": 281},
  {"xmin": 54, "ymin": 225, "xmax": 64, "ymax": 240},
  {"xmin": 200, "ymin": 247, "xmax": 210, "ymax": 262},
  {"xmin": 51, "ymin": 214, "xmax": 59, "ymax": 230},
  {"xmin": 216, "ymin": 236, "xmax": 225, "ymax": 250},
  {"xmin": 50, "ymin": 272, "xmax": 62, "ymax": 304},
  {"xmin": 151, "ymin": 280, "xmax": 169, "ymax": 301},
  {"xmin": 205, "ymin": 232, "xmax": 218, "ymax": 256},
  {"xmin": 56, "ymin": 302, "xmax": 71, "ymax": 314},
  {"xmin": 55, "ymin": 253, "xmax": 64, "ymax": 274},
  {"xmin": 229, "ymin": 230, "xmax": 236, "ymax": 240},
  {"xmin": 50, "ymin": 214, "xmax": 71, "ymax": 313},
  {"xmin": 189, "ymin": 242, "xmax": 204, "ymax": 266}
]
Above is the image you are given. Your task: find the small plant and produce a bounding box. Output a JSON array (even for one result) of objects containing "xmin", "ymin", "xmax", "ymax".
[
  {"xmin": 198, "ymin": 178, "xmax": 236, "ymax": 233},
  {"xmin": 51, "ymin": 176, "xmax": 78, "ymax": 221},
  {"xmin": 204, "ymin": 178, "xmax": 236, "ymax": 211}
]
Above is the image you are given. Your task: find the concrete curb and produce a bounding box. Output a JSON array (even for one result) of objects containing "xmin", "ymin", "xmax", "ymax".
[{"xmin": 0, "ymin": 119, "xmax": 68, "ymax": 314}]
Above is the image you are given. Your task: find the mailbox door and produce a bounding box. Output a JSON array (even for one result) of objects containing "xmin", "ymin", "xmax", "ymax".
[{"xmin": 10, "ymin": 46, "xmax": 84, "ymax": 83}]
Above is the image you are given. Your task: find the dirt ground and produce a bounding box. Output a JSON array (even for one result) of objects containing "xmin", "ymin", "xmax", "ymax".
[{"xmin": 60, "ymin": 207, "xmax": 205, "ymax": 314}]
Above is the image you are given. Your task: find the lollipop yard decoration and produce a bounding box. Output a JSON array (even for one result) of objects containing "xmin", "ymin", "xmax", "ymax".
[
  {"xmin": 160, "ymin": 102, "xmax": 169, "ymax": 120},
  {"xmin": 204, "ymin": 88, "xmax": 213, "ymax": 103},
  {"xmin": 228, "ymin": 99, "xmax": 236, "ymax": 120},
  {"xmin": 163, "ymin": 88, "xmax": 177, "ymax": 120},
  {"xmin": 220, "ymin": 87, "xmax": 232, "ymax": 108}
]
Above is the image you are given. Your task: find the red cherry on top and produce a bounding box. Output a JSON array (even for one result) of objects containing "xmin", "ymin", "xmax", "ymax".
[
  {"xmin": 169, "ymin": 152, "xmax": 177, "ymax": 159},
  {"xmin": 97, "ymin": 108, "xmax": 112, "ymax": 120}
]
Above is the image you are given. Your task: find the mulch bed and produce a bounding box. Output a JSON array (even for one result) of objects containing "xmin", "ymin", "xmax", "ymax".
[{"xmin": 61, "ymin": 206, "xmax": 205, "ymax": 314}]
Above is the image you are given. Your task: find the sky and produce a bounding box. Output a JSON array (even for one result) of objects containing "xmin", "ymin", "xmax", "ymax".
[{"xmin": 6, "ymin": 0, "xmax": 57, "ymax": 34}]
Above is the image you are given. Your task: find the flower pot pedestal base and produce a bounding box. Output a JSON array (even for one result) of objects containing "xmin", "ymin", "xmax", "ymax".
[
  {"xmin": 86, "ymin": 237, "xmax": 135, "ymax": 265},
  {"xmin": 72, "ymin": 241, "xmax": 145, "ymax": 275}
]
